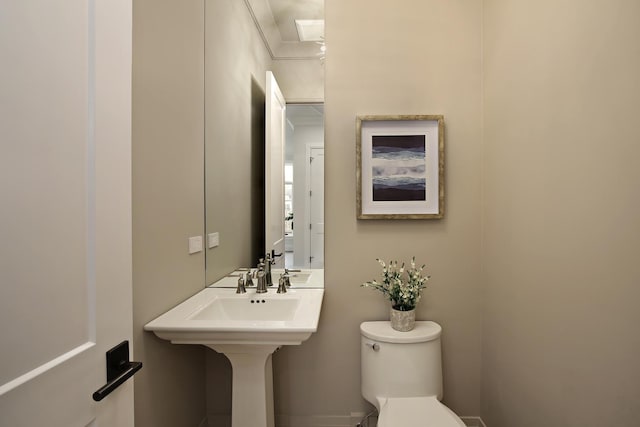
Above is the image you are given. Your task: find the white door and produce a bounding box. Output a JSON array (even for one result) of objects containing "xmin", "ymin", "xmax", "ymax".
[
  {"xmin": 309, "ymin": 147, "xmax": 324, "ymax": 268},
  {"xmin": 0, "ymin": 0, "xmax": 134, "ymax": 426},
  {"xmin": 265, "ymin": 71, "xmax": 286, "ymax": 268}
]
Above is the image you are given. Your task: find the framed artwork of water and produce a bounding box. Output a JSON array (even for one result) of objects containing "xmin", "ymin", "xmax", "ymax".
[{"xmin": 356, "ymin": 115, "xmax": 444, "ymax": 219}]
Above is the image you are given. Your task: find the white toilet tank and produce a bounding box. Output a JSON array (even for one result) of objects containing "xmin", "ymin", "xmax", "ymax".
[{"xmin": 360, "ymin": 321, "xmax": 443, "ymax": 409}]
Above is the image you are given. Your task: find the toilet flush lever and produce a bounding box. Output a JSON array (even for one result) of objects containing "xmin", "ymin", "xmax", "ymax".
[{"xmin": 365, "ymin": 342, "xmax": 380, "ymax": 351}]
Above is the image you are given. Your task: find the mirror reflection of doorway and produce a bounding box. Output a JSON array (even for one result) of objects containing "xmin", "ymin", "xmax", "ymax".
[{"xmin": 284, "ymin": 104, "xmax": 324, "ymax": 269}]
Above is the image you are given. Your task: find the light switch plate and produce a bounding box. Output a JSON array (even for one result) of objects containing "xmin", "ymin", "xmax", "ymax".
[
  {"xmin": 208, "ymin": 232, "xmax": 220, "ymax": 248},
  {"xmin": 188, "ymin": 236, "xmax": 203, "ymax": 254}
]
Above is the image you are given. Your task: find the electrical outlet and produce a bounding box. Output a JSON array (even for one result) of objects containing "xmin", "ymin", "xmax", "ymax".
[
  {"xmin": 208, "ymin": 232, "xmax": 220, "ymax": 248},
  {"xmin": 188, "ymin": 236, "xmax": 203, "ymax": 254}
]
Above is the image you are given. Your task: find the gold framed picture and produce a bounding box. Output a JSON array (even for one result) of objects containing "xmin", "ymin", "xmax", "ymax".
[{"xmin": 356, "ymin": 115, "xmax": 444, "ymax": 219}]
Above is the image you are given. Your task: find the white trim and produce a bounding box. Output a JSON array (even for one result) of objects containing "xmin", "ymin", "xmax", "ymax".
[
  {"xmin": 304, "ymin": 143, "xmax": 324, "ymax": 268},
  {"xmin": 0, "ymin": 342, "xmax": 95, "ymax": 396},
  {"xmin": 86, "ymin": 0, "xmax": 97, "ymax": 344},
  {"xmin": 276, "ymin": 414, "xmax": 353, "ymax": 427},
  {"xmin": 285, "ymin": 97, "xmax": 325, "ymax": 104},
  {"xmin": 274, "ymin": 414, "xmax": 487, "ymax": 427},
  {"xmin": 241, "ymin": 0, "xmax": 322, "ymax": 60}
]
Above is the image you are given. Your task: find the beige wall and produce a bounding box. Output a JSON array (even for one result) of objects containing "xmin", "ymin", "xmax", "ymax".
[
  {"xmin": 132, "ymin": 0, "xmax": 207, "ymax": 426},
  {"xmin": 204, "ymin": 1, "xmax": 485, "ymax": 420},
  {"xmin": 134, "ymin": 1, "xmax": 640, "ymax": 425},
  {"xmin": 204, "ymin": 0, "xmax": 273, "ymax": 285},
  {"xmin": 298, "ymin": 0, "xmax": 484, "ymax": 418},
  {"xmin": 482, "ymin": 1, "xmax": 640, "ymax": 426}
]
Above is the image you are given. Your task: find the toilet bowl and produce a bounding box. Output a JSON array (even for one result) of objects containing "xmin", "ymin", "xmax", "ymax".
[
  {"xmin": 377, "ymin": 396, "xmax": 464, "ymax": 427},
  {"xmin": 360, "ymin": 321, "xmax": 465, "ymax": 427}
]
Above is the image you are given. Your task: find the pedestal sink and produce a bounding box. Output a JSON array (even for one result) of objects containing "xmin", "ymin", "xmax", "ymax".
[{"xmin": 144, "ymin": 284, "xmax": 324, "ymax": 427}]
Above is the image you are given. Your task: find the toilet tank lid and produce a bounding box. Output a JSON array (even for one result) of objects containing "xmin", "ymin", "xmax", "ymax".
[{"xmin": 360, "ymin": 321, "xmax": 442, "ymax": 343}]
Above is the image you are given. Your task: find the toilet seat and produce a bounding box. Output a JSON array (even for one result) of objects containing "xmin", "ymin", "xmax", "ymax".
[{"xmin": 377, "ymin": 396, "xmax": 465, "ymax": 427}]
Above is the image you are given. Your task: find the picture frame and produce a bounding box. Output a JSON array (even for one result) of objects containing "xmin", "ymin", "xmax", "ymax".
[{"xmin": 356, "ymin": 115, "xmax": 444, "ymax": 219}]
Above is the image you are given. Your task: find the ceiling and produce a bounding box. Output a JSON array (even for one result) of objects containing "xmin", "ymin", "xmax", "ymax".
[
  {"xmin": 287, "ymin": 104, "xmax": 323, "ymax": 126},
  {"xmin": 268, "ymin": 0, "xmax": 324, "ymax": 42},
  {"xmin": 245, "ymin": 0, "xmax": 324, "ymax": 59}
]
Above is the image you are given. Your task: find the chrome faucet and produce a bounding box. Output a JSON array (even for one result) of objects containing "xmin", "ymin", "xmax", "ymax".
[
  {"xmin": 264, "ymin": 253, "xmax": 274, "ymax": 287},
  {"xmin": 277, "ymin": 275, "xmax": 287, "ymax": 294},
  {"xmin": 282, "ymin": 269, "xmax": 291, "ymax": 287},
  {"xmin": 236, "ymin": 275, "xmax": 246, "ymax": 294},
  {"xmin": 256, "ymin": 259, "xmax": 268, "ymax": 293}
]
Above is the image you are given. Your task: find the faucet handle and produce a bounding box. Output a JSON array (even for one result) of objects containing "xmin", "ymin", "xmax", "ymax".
[
  {"xmin": 236, "ymin": 276, "xmax": 246, "ymax": 294},
  {"xmin": 245, "ymin": 270, "xmax": 254, "ymax": 287},
  {"xmin": 277, "ymin": 276, "xmax": 287, "ymax": 294},
  {"xmin": 282, "ymin": 269, "xmax": 291, "ymax": 287}
]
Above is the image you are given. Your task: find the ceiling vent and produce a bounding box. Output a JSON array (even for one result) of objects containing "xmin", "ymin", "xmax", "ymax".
[{"xmin": 295, "ymin": 19, "xmax": 324, "ymax": 42}]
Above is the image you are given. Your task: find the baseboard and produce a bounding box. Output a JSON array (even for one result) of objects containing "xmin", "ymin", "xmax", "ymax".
[
  {"xmin": 276, "ymin": 414, "xmax": 486, "ymax": 427},
  {"xmin": 276, "ymin": 414, "xmax": 355, "ymax": 426},
  {"xmin": 204, "ymin": 413, "xmax": 486, "ymax": 427},
  {"xmin": 207, "ymin": 413, "xmax": 353, "ymax": 427}
]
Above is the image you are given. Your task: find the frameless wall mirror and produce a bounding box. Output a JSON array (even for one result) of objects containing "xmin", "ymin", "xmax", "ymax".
[
  {"xmin": 204, "ymin": 0, "xmax": 324, "ymax": 286},
  {"xmin": 284, "ymin": 104, "xmax": 324, "ymax": 270}
]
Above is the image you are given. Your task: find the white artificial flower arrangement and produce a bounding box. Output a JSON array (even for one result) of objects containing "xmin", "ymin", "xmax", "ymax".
[{"xmin": 362, "ymin": 257, "xmax": 430, "ymax": 311}]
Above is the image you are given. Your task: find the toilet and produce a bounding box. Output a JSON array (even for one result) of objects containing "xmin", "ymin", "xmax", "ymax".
[{"xmin": 360, "ymin": 321, "xmax": 465, "ymax": 427}]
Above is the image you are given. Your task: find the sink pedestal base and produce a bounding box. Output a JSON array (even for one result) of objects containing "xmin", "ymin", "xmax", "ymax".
[{"xmin": 207, "ymin": 344, "xmax": 280, "ymax": 427}]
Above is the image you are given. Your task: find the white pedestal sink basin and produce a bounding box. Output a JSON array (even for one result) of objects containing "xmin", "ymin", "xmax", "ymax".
[{"xmin": 145, "ymin": 285, "xmax": 324, "ymax": 427}]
